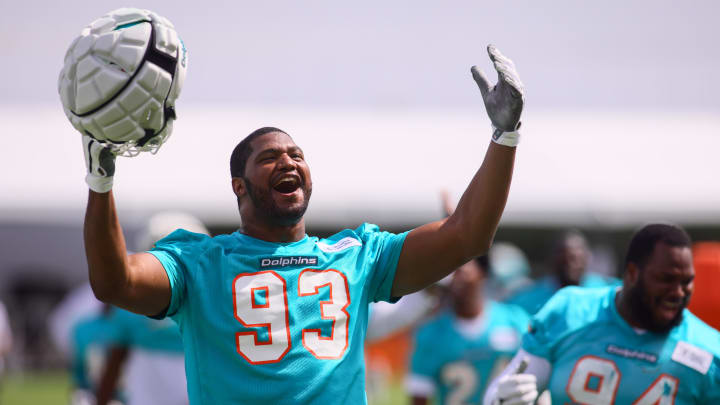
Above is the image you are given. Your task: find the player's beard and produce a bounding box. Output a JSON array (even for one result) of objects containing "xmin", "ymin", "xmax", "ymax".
[
  {"xmin": 625, "ymin": 274, "xmax": 687, "ymax": 333},
  {"xmin": 244, "ymin": 177, "xmax": 311, "ymax": 227}
]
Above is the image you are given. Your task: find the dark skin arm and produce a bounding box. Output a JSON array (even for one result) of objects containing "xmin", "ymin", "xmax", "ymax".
[
  {"xmin": 411, "ymin": 396, "xmax": 429, "ymax": 405},
  {"xmin": 95, "ymin": 346, "xmax": 129, "ymax": 405},
  {"xmin": 84, "ymin": 190, "xmax": 171, "ymax": 315},
  {"xmin": 392, "ymin": 142, "xmax": 515, "ymax": 297}
]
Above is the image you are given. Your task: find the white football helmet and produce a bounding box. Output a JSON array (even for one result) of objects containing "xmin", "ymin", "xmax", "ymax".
[{"xmin": 58, "ymin": 8, "xmax": 187, "ymax": 156}]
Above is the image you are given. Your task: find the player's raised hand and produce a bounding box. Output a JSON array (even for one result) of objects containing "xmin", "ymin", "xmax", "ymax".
[
  {"xmin": 82, "ymin": 135, "xmax": 116, "ymax": 193},
  {"xmin": 471, "ymin": 44, "xmax": 525, "ymax": 146}
]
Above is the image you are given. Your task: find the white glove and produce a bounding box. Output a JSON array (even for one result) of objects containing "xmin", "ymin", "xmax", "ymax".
[
  {"xmin": 471, "ymin": 44, "xmax": 525, "ymax": 147},
  {"xmin": 82, "ymin": 134, "xmax": 117, "ymax": 193},
  {"xmin": 492, "ymin": 373, "xmax": 539, "ymax": 405},
  {"xmin": 70, "ymin": 389, "xmax": 95, "ymax": 405}
]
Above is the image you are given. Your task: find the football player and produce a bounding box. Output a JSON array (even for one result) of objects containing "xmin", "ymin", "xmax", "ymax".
[
  {"xmin": 506, "ymin": 230, "xmax": 619, "ymax": 315},
  {"xmin": 407, "ymin": 255, "xmax": 530, "ymax": 405},
  {"xmin": 484, "ymin": 223, "xmax": 720, "ymax": 405},
  {"xmin": 83, "ymin": 45, "xmax": 525, "ymax": 403}
]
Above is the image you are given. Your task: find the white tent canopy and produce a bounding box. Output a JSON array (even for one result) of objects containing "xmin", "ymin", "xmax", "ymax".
[{"xmin": 2, "ymin": 105, "xmax": 719, "ymax": 229}]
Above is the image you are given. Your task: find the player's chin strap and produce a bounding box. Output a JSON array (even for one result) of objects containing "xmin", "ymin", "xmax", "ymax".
[{"xmin": 491, "ymin": 122, "xmax": 521, "ymax": 148}]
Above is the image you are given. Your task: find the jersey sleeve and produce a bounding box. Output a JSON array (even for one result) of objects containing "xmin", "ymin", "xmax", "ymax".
[
  {"xmin": 408, "ymin": 321, "xmax": 443, "ymax": 388},
  {"xmin": 148, "ymin": 229, "xmax": 209, "ymax": 318},
  {"xmin": 521, "ymin": 286, "xmax": 595, "ymax": 360},
  {"xmin": 507, "ymin": 304, "xmax": 531, "ymax": 334},
  {"xmin": 355, "ymin": 223, "xmax": 408, "ymax": 303},
  {"xmin": 103, "ymin": 308, "xmax": 134, "ymax": 345}
]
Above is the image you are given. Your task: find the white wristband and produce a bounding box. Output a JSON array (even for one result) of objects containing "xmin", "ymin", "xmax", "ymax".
[{"xmin": 491, "ymin": 126, "xmax": 520, "ymax": 147}]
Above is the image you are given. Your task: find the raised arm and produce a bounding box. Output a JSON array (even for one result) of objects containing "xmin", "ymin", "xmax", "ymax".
[
  {"xmin": 83, "ymin": 140, "xmax": 171, "ymax": 316},
  {"xmin": 392, "ymin": 45, "xmax": 524, "ymax": 296}
]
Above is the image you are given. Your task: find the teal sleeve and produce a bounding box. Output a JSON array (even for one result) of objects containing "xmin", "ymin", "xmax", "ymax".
[
  {"xmin": 509, "ymin": 305, "xmax": 532, "ymax": 334},
  {"xmin": 148, "ymin": 229, "xmax": 208, "ymax": 318},
  {"xmin": 148, "ymin": 249, "xmax": 185, "ymax": 318},
  {"xmin": 357, "ymin": 223, "xmax": 408, "ymax": 303},
  {"xmin": 104, "ymin": 308, "xmax": 133, "ymax": 345},
  {"xmin": 410, "ymin": 323, "xmax": 442, "ymax": 378},
  {"xmin": 521, "ymin": 287, "xmax": 577, "ymax": 360}
]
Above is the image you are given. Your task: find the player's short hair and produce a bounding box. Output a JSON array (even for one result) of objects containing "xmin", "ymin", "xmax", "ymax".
[
  {"xmin": 230, "ymin": 127, "xmax": 288, "ymax": 178},
  {"xmin": 624, "ymin": 223, "xmax": 692, "ymax": 269}
]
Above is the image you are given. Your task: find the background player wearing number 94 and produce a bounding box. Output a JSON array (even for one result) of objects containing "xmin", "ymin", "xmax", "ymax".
[{"xmin": 484, "ymin": 224, "xmax": 720, "ymax": 405}]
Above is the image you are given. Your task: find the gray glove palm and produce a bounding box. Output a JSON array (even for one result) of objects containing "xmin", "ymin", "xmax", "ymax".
[
  {"xmin": 471, "ymin": 45, "xmax": 525, "ymax": 144},
  {"xmin": 83, "ymin": 135, "xmax": 116, "ymax": 193}
]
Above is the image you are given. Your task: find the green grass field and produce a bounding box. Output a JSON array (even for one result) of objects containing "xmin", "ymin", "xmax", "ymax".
[
  {"xmin": 1, "ymin": 371, "xmax": 70, "ymax": 405},
  {"xmin": 0, "ymin": 370, "xmax": 408, "ymax": 405}
]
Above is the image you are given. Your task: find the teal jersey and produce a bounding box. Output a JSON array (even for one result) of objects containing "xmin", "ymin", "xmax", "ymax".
[
  {"xmin": 149, "ymin": 223, "xmax": 407, "ymax": 404},
  {"xmin": 506, "ymin": 273, "xmax": 620, "ymax": 315},
  {"xmin": 409, "ymin": 302, "xmax": 530, "ymax": 404},
  {"xmin": 71, "ymin": 313, "xmax": 125, "ymax": 401},
  {"xmin": 106, "ymin": 308, "xmax": 183, "ymax": 352},
  {"xmin": 523, "ymin": 286, "xmax": 720, "ymax": 404}
]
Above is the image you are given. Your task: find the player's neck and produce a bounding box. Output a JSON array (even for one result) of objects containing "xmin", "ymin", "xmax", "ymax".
[
  {"xmin": 454, "ymin": 298, "xmax": 484, "ymax": 319},
  {"xmin": 615, "ymin": 288, "xmax": 645, "ymax": 330},
  {"xmin": 240, "ymin": 219, "xmax": 306, "ymax": 243}
]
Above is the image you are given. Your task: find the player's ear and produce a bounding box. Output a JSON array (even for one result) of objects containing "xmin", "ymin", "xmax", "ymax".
[
  {"xmin": 232, "ymin": 177, "xmax": 247, "ymax": 198},
  {"xmin": 625, "ymin": 262, "xmax": 640, "ymax": 286}
]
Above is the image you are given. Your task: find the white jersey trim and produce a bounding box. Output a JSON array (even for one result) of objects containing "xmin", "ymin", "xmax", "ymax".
[{"xmin": 317, "ymin": 237, "xmax": 362, "ymax": 252}]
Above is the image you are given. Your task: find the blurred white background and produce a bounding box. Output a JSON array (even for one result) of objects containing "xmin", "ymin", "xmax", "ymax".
[{"xmin": 1, "ymin": 0, "xmax": 719, "ymax": 228}]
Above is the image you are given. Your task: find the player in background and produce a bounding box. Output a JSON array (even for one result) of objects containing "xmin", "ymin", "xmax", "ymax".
[
  {"xmin": 506, "ymin": 229, "xmax": 619, "ymax": 314},
  {"xmin": 406, "ymin": 255, "xmax": 531, "ymax": 405},
  {"xmin": 82, "ymin": 45, "xmax": 525, "ymax": 403},
  {"xmin": 484, "ymin": 242, "xmax": 533, "ymax": 301},
  {"xmin": 68, "ymin": 304, "xmax": 126, "ymax": 405},
  {"xmin": 405, "ymin": 192, "xmax": 532, "ymax": 405},
  {"xmin": 94, "ymin": 212, "xmax": 208, "ymax": 405},
  {"xmin": 49, "ymin": 277, "xmax": 124, "ymax": 405},
  {"xmin": 484, "ymin": 223, "xmax": 720, "ymax": 405},
  {"xmin": 94, "ymin": 308, "xmax": 186, "ymax": 405},
  {"xmin": 0, "ymin": 299, "xmax": 12, "ymax": 396}
]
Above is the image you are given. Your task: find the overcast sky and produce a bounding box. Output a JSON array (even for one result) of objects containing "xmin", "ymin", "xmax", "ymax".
[{"xmin": 2, "ymin": 0, "xmax": 719, "ymax": 111}]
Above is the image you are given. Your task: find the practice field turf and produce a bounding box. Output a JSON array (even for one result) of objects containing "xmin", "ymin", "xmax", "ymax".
[
  {"xmin": 1, "ymin": 371, "xmax": 70, "ymax": 405},
  {"xmin": 0, "ymin": 370, "xmax": 407, "ymax": 404}
]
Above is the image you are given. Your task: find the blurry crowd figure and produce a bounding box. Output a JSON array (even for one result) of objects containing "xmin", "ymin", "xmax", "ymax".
[
  {"xmin": 485, "ymin": 242, "xmax": 533, "ymax": 301},
  {"xmin": 364, "ymin": 289, "xmax": 444, "ymax": 404},
  {"xmin": 398, "ymin": 192, "xmax": 529, "ymax": 404},
  {"xmin": 406, "ymin": 256, "xmax": 529, "ymax": 405},
  {"xmin": 0, "ymin": 299, "xmax": 12, "ymax": 394},
  {"xmin": 505, "ymin": 230, "xmax": 620, "ymax": 315},
  {"xmin": 49, "ymin": 212, "xmax": 208, "ymax": 405}
]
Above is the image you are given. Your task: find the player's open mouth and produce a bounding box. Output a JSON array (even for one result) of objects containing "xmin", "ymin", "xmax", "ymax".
[
  {"xmin": 273, "ymin": 175, "xmax": 302, "ymax": 195},
  {"xmin": 657, "ymin": 298, "xmax": 682, "ymax": 318}
]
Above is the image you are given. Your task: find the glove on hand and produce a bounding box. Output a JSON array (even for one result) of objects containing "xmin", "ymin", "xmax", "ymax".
[
  {"xmin": 471, "ymin": 44, "xmax": 525, "ymax": 147},
  {"xmin": 82, "ymin": 135, "xmax": 116, "ymax": 193},
  {"xmin": 492, "ymin": 373, "xmax": 539, "ymax": 405}
]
